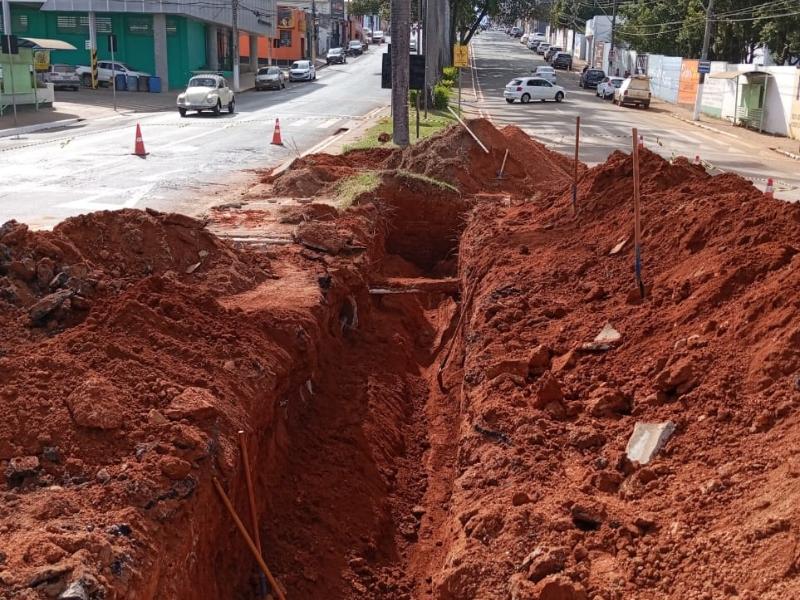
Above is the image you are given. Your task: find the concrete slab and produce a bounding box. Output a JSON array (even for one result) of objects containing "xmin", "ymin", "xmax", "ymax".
[
  {"xmin": 626, "ymin": 421, "xmax": 676, "ymax": 465},
  {"xmin": 594, "ymin": 322, "xmax": 622, "ymax": 345}
]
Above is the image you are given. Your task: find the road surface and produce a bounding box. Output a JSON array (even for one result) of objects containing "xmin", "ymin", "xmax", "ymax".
[
  {"xmin": 0, "ymin": 49, "xmax": 390, "ymax": 229},
  {"xmin": 467, "ymin": 31, "xmax": 800, "ymax": 201}
]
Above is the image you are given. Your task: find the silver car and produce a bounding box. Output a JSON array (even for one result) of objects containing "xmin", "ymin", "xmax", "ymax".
[
  {"xmin": 44, "ymin": 64, "xmax": 80, "ymax": 91},
  {"xmin": 255, "ymin": 66, "xmax": 285, "ymax": 91},
  {"xmin": 289, "ymin": 60, "xmax": 316, "ymax": 82}
]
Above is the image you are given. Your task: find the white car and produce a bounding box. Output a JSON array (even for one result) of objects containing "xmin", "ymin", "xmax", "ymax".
[
  {"xmin": 372, "ymin": 30, "xmax": 385, "ymax": 43},
  {"xmin": 532, "ymin": 65, "xmax": 557, "ymax": 84},
  {"xmin": 504, "ymin": 77, "xmax": 565, "ymax": 104},
  {"xmin": 596, "ymin": 76, "xmax": 624, "ymax": 99},
  {"xmin": 75, "ymin": 61, "xmax": 150, "ymax": 87},
  {"xmin": 289, "ymin": 60, "xmax": 316, "ymax": 81},
  {"xmin": 177, "ymin": 74, "xmax": 235, "ymax": 117}
]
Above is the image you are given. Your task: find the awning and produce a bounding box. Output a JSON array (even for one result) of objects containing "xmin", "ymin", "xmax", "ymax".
[
  {"xmin": 709, "ymin": 70, "xmax": 772, "ymax": 81},
  {"xmin": 18, "ymin": 37, "xmax": 77, "ymax": 51}
]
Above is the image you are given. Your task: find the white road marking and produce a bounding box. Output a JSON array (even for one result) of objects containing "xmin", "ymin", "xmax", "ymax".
[
  {"xmin": 291, "ymin": 118, "xmax": 309, "ymax": 127},
  {"xmin": 57, "ymin": 184, "xmax": 154, "ymax": 210},
  {"xmin": 317, "ymin": 118, "xmax": 339, "ymax": 129}
]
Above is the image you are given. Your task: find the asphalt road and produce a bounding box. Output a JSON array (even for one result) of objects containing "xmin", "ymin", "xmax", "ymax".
[
  {"xmin": 0, "ymin": 49, "xmax": 390, "ymax": 229},
  {"xmin": 468, "ymin": 31, "xmax": 800, "ymax": 201}
]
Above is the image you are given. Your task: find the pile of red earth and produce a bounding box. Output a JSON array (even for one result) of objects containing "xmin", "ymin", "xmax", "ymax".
[
  {"xmin": 266, "ymin": 119, "xmax": 577, "ymax": 199},
  {"xmin": 2, "ymin": 118, "xmax": 800, "ymax": 600},
  {"xmin": 429, "ymin": 148, "xmax": 800, "ymax": 600}
]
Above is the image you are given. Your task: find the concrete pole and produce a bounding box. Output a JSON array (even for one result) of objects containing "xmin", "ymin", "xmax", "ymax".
[
  {"xmin": 2, "ymin": 0, "xmax": 11, "ymax": 36},
  {"xmin": 232, "ymin": 0, "xmax": 240, "ymax": 91},
  {"xmin": 250, "ymin": 34, "xmax": 259, "ymax": 71},
  {"xmin": 2, "ymin": 0, "xmax": 18, "ymax": 129},
  {"xmin": 692, "ymin": 0, "xmax": 714, "ymax": 121},
  {"xmin": 153, "ymin": 13, "xmax": 169, "ymax": 90},
  {"xmin": 207, "ymin": 25, "xmax": 219, "ymax": 70},
  {"xmin": 88, "ymin": 11, "xmax": 98, "ymax": 88},
  {"xmin": 609, "ymin": 0, "xmax": 617, "ymax": 76}
]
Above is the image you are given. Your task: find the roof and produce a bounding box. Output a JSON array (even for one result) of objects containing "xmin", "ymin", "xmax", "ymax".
[
  {"xmin": 18, "ymin": 37, "xmax": 77, "ymax": 50},
  {"xmin": 709, "ymin": 70, "xmax": 772, "ymax": 80}
]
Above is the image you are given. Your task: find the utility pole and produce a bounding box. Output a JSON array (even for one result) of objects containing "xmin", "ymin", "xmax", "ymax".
[
  {"xmin": 232, "ymin": 0, "xmax": 240, "ymax": 91},
  {"xmin": 1, "ymin": 0, "xmax": 19, "ymax": 129},
  {"xmin": 692, "ymin": 0, "xmax": 714, "ymax": 121},
  {"xmin": 609, "ymin": 0, "xmax": 618, "ymax": 75},
  {"xmin": 311, "ymin": 0, "xmax": 317, "ymax": 63}
]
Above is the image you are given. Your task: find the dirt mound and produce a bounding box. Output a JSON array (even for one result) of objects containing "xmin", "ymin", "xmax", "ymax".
[
  {"xmin": 427, "ymin": 149, "xmax": 800, "ymax": 599},
  {"xmin": 387, "ymin": 119, "xmax": 575, "ymax": 194}
]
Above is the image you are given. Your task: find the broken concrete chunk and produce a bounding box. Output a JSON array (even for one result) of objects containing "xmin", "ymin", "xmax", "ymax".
[
  {"xmin": 59, "ymin": 580, "xmax": 89, "ymax": 600},
  {"xmin": 626, "ymin": 421, "xmax": 676, "ymax": 465},
  {"xmin": 5, "ymin": 456, "xmax": 40, "ymax": 485},
  {"xmin": 594, "ymin": 322, "xmax": 622, "ymax": 345},
  {"xmin": 609, "ymin": 237, "xmax": 629, "ymax": 255},
  {"xmin": 165, "ymin": 387, "xmax": 219, "ymax": 421},
  {"xmin": 185, "ymin": 262, "xmax": 202, "ymax": 274}
]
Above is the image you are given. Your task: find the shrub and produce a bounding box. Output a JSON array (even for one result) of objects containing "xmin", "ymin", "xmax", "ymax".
[
  {"xmin": 433, "ymin": 84, "xmax": 450, "ymax": 110},
  {"xmin": 443, "ymin": 66, "xmax": 459, "ymax": 81},
  {"xmin": 409, "ymin": 89, "xmax": 420, "ymax": 104}
]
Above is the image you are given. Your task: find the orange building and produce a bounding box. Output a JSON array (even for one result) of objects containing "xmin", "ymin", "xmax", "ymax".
[{"xmin": 240, "ymin": 6, "xmax": 308, "ymax": 67}]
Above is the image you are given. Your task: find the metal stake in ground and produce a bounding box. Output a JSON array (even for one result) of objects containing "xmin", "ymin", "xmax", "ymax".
[
  {"xmin": 238, "ymin": 431, "xmax": 267, "ymax": 597},
  {"xmin": 632, "ymin": 127, "xmax": 644, "ymax": 299},
  {"xmin": 212, "ymin": 478, "xmax": 287, "ymax": 600},
  {"xmin": 573, "ymin": 116, "xmax": 580, "ymax": 214}
]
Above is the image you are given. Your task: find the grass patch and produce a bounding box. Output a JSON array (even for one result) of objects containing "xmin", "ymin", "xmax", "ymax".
[
  {"xmin": 344, "ymin": 108, "xmax": 457, "ymax": 152},
  {"xmin": 395, "ymin": 170, "xmax": 459, "ymax": 194},
  {"xmin": 333, "ymin": 171, "xmax": 382, "ymax": 208}
]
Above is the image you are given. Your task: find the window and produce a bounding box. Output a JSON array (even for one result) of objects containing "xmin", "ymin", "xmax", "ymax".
[
  {"xmin": 128, "ymin": 16, "xmax": 152, "ymax": 35},
  {"xmin": 57, "ymin": 15, "xmax": 81, "ymax": 32},
  {"xmin": 167, "ymin": 18, "xmax": 178, "ymax": 35},
  {"xmin": 279, "ymin": 29, "xmax": 292, "ymax": 47}
]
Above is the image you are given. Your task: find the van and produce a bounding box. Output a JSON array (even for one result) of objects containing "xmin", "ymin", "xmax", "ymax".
[{"xmin": 614, "ymin": 75, "xmax": 651, "ymax": 108}]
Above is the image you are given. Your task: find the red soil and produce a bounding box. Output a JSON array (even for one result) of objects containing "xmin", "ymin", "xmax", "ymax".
[{"xmin": 2, "ymin": 120, "xmax": 800, "ymax": 600}]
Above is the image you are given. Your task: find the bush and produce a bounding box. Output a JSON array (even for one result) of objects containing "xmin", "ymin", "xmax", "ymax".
[
  {"xmin": 443, "ymin": 66, "xmax": 459, "ymax": 81},
  {"xmin": 409, "ymin": 89, "xmax": 420, "ymax": 104},
  {"xmin": 433, "ymin": 84, "xmax": 450, "ymax": 110},
  {"xmin": 438, "ymin": 78, "xmax": 454, "ymax": 89}
]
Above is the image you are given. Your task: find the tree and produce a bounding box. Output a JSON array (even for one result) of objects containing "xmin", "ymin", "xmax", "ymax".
[{"xmin": 391, "ymin": 0, "xmax": 411, "ymax": 146}]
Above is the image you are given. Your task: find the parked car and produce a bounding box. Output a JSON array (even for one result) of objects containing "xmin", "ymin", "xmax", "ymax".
[
  {"xmin": 528, "ymin": 38, "xmax": 543, "ymax": 50},
  {"xmin": 347, "ymin": 40, "xmax": 364, "ymax": 55},
  {"xmin": 545, "ymin": 46, "xmax": 563, "ymax": 62},
  {"xmin": 532, "ymin": 65, "xmax": 557, "ymax": 84},
  {"xmin": 326, "ymin": 47, "xmax": 347, "ymax": 65},
  {"xmin": 75, "ymin": 61, "xmax": 150, "ymax": 87},
  {"xmin": 510, "ymin": 26, "xmax": 522, "ymax": 37},
  {"xmin": 44, "ymin": 64, "xmax": 80, "ymax": 90},
  {"xmin": 552, "ymin": 52, "xmax": 573, "ymax": 70},
  {"xmin": 289, "ymin": 60, "xmax": 316, "ymax": 81},
  {"xmin": 372, "ymin": 30, "xmax": 385, "ymax": 43},
  {"xmin": 520, "ymin": 34, "xmax": 529, "ymax": 44},
  {"xmin": 176, "ymin": 74, "xmax": 234, "ymax": 117},
  {"xmin": 537, "ymin": 43, "xmax": 550, "ymax": 56},
  {"xmin": 580, "ymin": 68, "xmax": 606, "ymax": 89},
  {"xmin": 614, "ymin": 75, "xmax": 651, "ymax": 108},
  {"xmin": 596, "ymin": 76, "xmax": 624, "ymax": 98},
  {"xmin": 255, "ymin": 66, "xmax": 285, "ymax": 91},
  {"xmin": 504, "ymin": 77, "xmax": 565, "ymax": 103}
]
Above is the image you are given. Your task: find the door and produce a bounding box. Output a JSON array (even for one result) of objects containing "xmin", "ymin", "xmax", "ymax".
[
  {"xmin": 539, "ymin": 81, "xmax": 555, "ymax": 99},
  {"xmin": 529, "ymin": 79, "xmax": 547, "ymax": 99}
]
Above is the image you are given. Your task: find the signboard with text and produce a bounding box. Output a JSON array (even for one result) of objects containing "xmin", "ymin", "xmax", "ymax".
[
  {"xmin": 453, "ymin": 44, "xmax": 468, "ymax": 67},
  {"xmin": 34, "ymin": 50, "xmax": 50, "ymax": 72}
]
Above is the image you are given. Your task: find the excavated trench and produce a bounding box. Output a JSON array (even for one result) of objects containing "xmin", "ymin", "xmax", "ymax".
[{"xmin": 189, "ymin": 182, "xmax": 472, "ymax": 599}]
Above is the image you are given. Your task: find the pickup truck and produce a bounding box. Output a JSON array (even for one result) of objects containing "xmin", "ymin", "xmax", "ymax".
[{"xmin": 74, "ymin": 61, "xmax": 151, "ymax": 87}]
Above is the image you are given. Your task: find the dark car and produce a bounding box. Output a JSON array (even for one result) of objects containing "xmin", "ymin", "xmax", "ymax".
[
  {"xmin": 326, "ymin": 47, "xmax": 347, "ymax": 65},
  {"xmin": 255, "ymin": 66, "xmax": 285, "ymax": 90},
  {"xmin": 580, "ymin": 68, "xmax": 606, "ymax": 88},
  {"xmin": 346, "ymin": 40, "xmax": 363, "ymax": 56},
  {"xmin": 545, "ymin": 46, "xmax": 563, "ymax": 62},
  {"xmin": 552, "ymin": 52, "xmax": 573, "ymax": 70}
]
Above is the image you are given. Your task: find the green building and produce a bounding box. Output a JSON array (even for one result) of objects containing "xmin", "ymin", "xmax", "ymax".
[{"xmin": 1, "ymin": 0, "xmax": 277, "ymax": 91}]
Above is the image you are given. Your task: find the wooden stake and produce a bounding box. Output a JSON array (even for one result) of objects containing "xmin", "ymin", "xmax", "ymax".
[
  {"xmin": 237, "ymin": 430, "xmax": 262, "ymax": 555},
  {"xmin": 213, "ymin": 477, "xmax": 287, "ymax": 600},
  {"xmin": 573, "ymin": 116, "xmax": 580, "ymax": 214},
  {"xmin": 632, "ymin": 127, "xmax": 644, "ymax": 298}
]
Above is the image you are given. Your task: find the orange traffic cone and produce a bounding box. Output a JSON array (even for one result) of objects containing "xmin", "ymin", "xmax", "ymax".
[
  {"xmin": 133, "ymin": 124, "xmax": 148, "ymax": 158},
  {"xmin": 764, "ymin": 178, "xmax": 774, "ymax": 199},
  {"xmin": 271, "ymin": 118, "xmax": 283, "ymax": 146}
]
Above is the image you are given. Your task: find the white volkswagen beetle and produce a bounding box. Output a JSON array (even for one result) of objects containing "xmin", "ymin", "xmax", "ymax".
[{"xmin": 177, "ymin": 74, "xmax": 235, "ymax": 117}]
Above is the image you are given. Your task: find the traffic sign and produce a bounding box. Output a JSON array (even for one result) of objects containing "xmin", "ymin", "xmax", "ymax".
[
  {"xmin": 698, "ymin": 60, "xmax": 711, "ymax": 74},
  {"xmin": 453, "ymin": 44, "xmax": 468, "ymax": 68}
]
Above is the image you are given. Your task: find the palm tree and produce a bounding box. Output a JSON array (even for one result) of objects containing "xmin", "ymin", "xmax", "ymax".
[{"xmin": 390, "ymin": 0, "xmax": 411, "ymax": 146}]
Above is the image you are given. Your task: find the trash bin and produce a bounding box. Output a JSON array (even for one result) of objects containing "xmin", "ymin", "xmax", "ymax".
[
  {"xmin": 147, "ymin": 76, "xmax": 161, "ymax": 93},
  {"xmin": 115, "ymin": 73, "xmax": 127, "ymax": 91},
  {"xmin": 126, "ymin": 75, "xmax": 138, "ymax": 91},
  {"xmin": 137, "ymin": 76, "xmax": 150, "ymax": 92}
]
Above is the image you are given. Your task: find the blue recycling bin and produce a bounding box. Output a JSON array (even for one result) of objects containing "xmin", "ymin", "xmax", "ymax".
[
  {"xmin": 114, "ymin": 73, "xmax": 127, "ymax": 91},
  {"xmin": 148, "ymin": 76, "xmax": 161, "ymax": 93},
  {"xmin": 126, "ymin": 75, "xmax": 138, "ymax": 91}
]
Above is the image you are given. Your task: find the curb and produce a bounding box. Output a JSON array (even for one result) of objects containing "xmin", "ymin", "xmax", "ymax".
[
  {"xmin": 0, "ymin": 117, "xmax": 83, "ymax": 139},
  {"xmin": 770, "ymin": 147, "xmax": 800, "ymax": 161},
  {"xmin": 669, "ymin": 113, "xmax": 737, "ymax": 139}
]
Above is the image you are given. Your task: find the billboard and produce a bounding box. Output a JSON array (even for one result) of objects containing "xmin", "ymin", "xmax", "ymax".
[
  {"xmin": 678, "ymin": 59, "xmax": 699, "ymax": 105},
  {"xmin": 330, "ymin": 0, "xmax": 344, "ymax": 18},
  {"xmin": 277, "ymin": 6, "xmax": 294, "ymax": 29}
]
